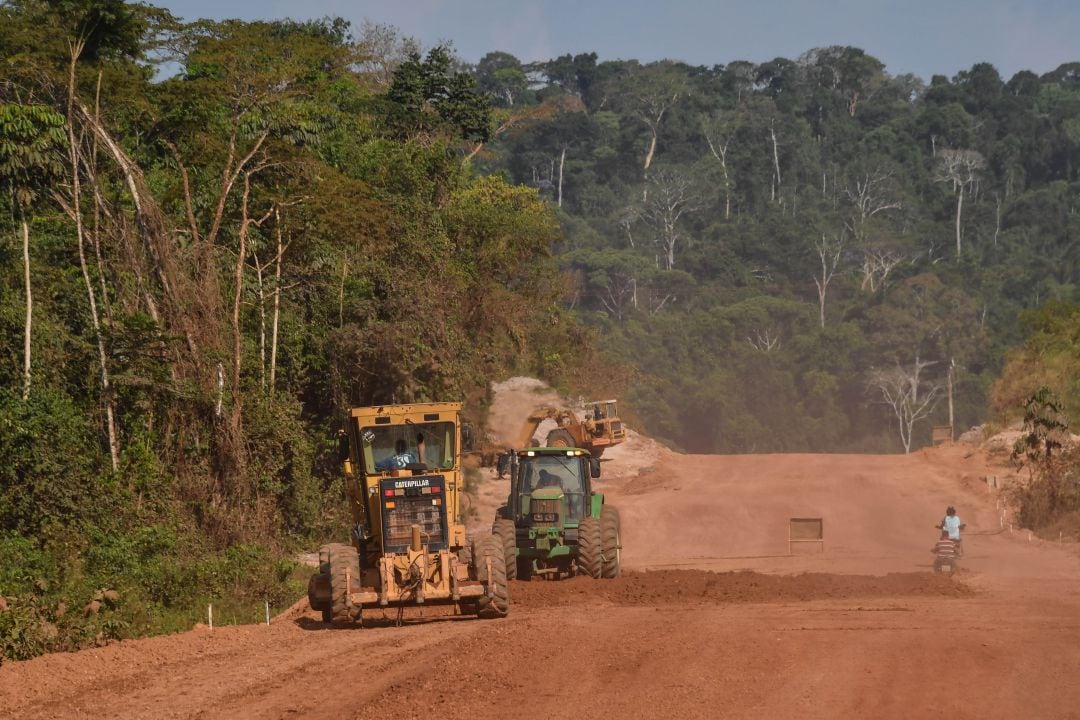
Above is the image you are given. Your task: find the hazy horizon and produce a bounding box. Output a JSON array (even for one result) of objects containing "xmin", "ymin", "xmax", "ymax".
[{"xmin": 156, "ymin": 0, "xmax": 1080, "ymax": 82}]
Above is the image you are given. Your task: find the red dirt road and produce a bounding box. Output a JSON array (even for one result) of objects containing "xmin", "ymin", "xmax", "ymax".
[{"xmin": 3, "ymin": 442, "xmax": 1080, "ymax": 720}]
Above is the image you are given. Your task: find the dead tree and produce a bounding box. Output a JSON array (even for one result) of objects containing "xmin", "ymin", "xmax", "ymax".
[
  {"xmin": 859, "ymin": 249, "xmax": 903, "ymax": 292},
  {"xmin": 747, "ymin": 328, "xmax": 781, "ymax": 353},
  {"xmin": 843, "ymin": 167, "xmax": 901, "ymax": 243},
  {"xmin": 935, "ymin": 149, "xmax": 985, "ymax": 257},
  {"xmin": 813, "ymin": 233, "xmax": 844, "ymax": 328},
  {"xmin": 702, "ymin": 111, "xmax": 737, "ymax": 220},
  {"xmin": 644, "ymin": 170, "xmax": 698, "ymax": 270},
  {"xmin": 866, "ymin": 357, "xmax": 943, "ymax": 453}
]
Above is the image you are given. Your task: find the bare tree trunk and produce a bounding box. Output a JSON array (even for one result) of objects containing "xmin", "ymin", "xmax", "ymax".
[
  {"xmin": 557, "ymin": 145, "xmax": 566, "ymax": 208},
  {"xmin": 90, "ymin": 66, "xmax": 112, "ymax": 324},
  {"xmin": 947, "ymin": 360, "xmax": 955, "ymax": 439},
  {"xmin": 642, "ymin": 132, "xmax": 658, "ymax": 202},
  {"xmin": 770, "ymin": 120, "xmax": 782, "ymax": 203},
  {"xmin": 21, "ymin": 215, "xmax": 32, "ymax": 401},
  {"xmin": 269, "ymin": 218, "xmax": 284, "ymax": 395},
  {"xmin": 994, "ymin": 193, "xmax": 1001, "ymax": 246},
  {"xmin": 704, "ymin": 135, "xmax": 731, "ymax": 220},
  {"xmin": 813, "ymin": 234, "xmax": 842, "ymax": 329},
  {"xmin": 232, "ymin": 173, "xmax": 252, "ymax": 429},
  {"xmin": 643, "ymin": 132, "xmax": 658, "ymax": 173},
  {"xmin": 68, "ymin": 44, "xmax": 119, "ymax": 471},
  {"xmin": 954, "ymin": 187, "xmax": 963, "ymax": 257},
  {"xmin": 254, "ymin": 254, "xmax": 266, "ymax": 391}
]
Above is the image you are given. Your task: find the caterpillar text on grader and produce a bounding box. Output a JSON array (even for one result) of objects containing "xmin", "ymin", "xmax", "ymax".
[
  {"xmin": 492, "ymin": 446, "xmax": 621, "ymax": 581},
  {"xmin": 308, "ymin": 402, "xmax": 509, "ymax": 624}
]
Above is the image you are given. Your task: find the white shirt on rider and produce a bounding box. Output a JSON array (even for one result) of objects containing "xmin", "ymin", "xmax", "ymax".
[{"xmin": 943, "ymin": 515, "xmax": 962, "ymax": 540}]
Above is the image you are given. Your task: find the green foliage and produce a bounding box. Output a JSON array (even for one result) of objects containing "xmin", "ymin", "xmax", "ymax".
[
  {"xmin": 992, "ymin": 301, "xmax": 1080, "ymax": 421},
  {"xmin": 386, "ymin": 45, "xmax": 493, "ymax": 142},
  {"xmin": 1011, "ymin": 387, "xmax": 1070, "ymax": 468},
  {"xmin": 0, "ymin": 103, "xmax": 67, "ymax": 211},
  {"xmin": 0, "ymin": 388, "xmax": 112, "ymax": 538},
  {"xmin": 0, "ymin": 5, "xmax": 581, "ymax": 662}
]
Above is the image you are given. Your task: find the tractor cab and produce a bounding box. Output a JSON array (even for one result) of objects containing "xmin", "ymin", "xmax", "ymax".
[{"xmin": 507, "ymin": 448, "xmax": 600, "ymax": 525}]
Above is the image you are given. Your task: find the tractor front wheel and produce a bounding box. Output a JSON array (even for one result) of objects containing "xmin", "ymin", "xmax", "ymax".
[{"xmin": 492, "ymin": 518, "xmax": 518, "ymax": 581}]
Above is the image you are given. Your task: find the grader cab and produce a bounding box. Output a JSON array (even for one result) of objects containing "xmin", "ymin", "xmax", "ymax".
[{"xmin": 308, "ymin": 403, "xmax": 508, "ymax": 624}]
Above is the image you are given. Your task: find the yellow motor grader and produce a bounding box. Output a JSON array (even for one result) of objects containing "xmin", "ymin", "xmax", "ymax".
[{"xmin": 307, "ymin": 402, "xmax": 509, "ymax": 624}]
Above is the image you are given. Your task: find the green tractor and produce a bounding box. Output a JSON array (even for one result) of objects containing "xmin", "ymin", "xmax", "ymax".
[{"xmin": 493, "ymin": 447, "xmax": 621, "ymax": 580}]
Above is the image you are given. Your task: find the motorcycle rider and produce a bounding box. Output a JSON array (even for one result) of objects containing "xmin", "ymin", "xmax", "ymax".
[
  {"xmin": 938, "ymin": 505, "xmax": 966, "ymax": 556},
  {"xmin": 932, "ymin": 529, "xmax": 959, "ymax": 572}
]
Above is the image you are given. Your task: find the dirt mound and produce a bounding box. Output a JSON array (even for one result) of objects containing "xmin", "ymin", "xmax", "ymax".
[
  {"xmin": 486, "ymin": 377, "xmax": 565, "ymax": 446},
  {"xmin": 510, "ymin": 570, "xmax": 973, "ymax": 608}
]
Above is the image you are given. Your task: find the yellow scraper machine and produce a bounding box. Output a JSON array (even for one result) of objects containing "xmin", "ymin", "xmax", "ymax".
[{"xmin": 308, "ymin": 402, "xmax": 508, "ymax": 624}]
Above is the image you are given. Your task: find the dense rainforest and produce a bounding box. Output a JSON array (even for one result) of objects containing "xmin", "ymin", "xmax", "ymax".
[
  {"xmin": 470, "ymin": 47, "xmax": 1079, "ymax": 453},
  {"xmin": 0, "ymin": 1, "xmax": 1076, "ymax": 659}
]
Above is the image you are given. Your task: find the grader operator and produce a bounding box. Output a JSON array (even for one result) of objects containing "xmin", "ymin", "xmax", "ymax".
[{"xmin": 308, "ymin": 402, "xmax": 509, "ymax": 624}]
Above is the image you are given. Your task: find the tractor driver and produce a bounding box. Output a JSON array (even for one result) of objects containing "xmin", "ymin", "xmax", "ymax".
[{"xmin": 536, "ymin": 468, "xmax": 562, "ymax": 489}]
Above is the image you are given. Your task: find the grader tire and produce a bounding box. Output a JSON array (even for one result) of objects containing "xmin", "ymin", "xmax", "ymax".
[
  {"xmin": 311, "ymin": 545, "xmax": 334, "ymax": 623},
  {"xmin": 492, "ymin": 518, "xmax": 518, "ymax": 581},
  {"xmin": 546, "ymin": 428, "xmax": 575, "ymax": 448},
  {"xmin": 327, "ymin": 543, "xmax": 362, "ymax": 625},
  {"xmin": 576, "ymin": 516, "xmax": 603, "ymax": 579},
  {"xmin": 600, "ymin": 506, "xmax": 622, "ymax": 579},
  {"xmin": 472, "ymin": 535, "xmax": 509, "ymax": 619}
]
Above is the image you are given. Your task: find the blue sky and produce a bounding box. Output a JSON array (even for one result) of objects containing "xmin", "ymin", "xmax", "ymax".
[{"xmin": 158, "ymin": 0, "xmax": 1080, "ymax": 81}]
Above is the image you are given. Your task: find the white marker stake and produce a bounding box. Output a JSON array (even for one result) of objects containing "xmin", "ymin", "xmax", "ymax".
[
  {"xmin": 265, "ymin": 599, "xmax": 270, "ymax": 626},
  {"xmin": 209, "ymin": 604, "xmax": 213, "ymax": 630}
]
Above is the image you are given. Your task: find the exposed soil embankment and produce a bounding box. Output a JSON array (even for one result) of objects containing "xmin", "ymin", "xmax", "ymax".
[{"xmin": 510, "ymin": 569, "xmax": 974, "ymax": 608}]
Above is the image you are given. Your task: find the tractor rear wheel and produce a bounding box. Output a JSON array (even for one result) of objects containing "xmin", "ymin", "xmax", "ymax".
[
  {"xmin": 600, "ymin": 505, "xmax": 621, "ymax": 579},
  {"xmin": 472, "ymin": 535, "xmax": 509, "ymax": 619},
  {"xmin": 576, "ymin": 516, "xmax": 603, "ymax": 578},
  {"xmin": 492, "ymin": 518, "xmax": 518, "ymax": 580},
  {"xmin": 546, "ymin": 428, "xmax": 575, "ymax": 448},
  {"xmin": 326, "ymin": 543, "xmax": 362, "ymax": 625}
]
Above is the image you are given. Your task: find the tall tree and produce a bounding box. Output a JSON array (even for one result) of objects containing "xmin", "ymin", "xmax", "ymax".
[
  {"xmin": 0, "ymin": 103, "xmax": 66, "ymax": 400},
  {"xmin": 935, "ymin": 148, "xmax": 985, "ymax": 257}
]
